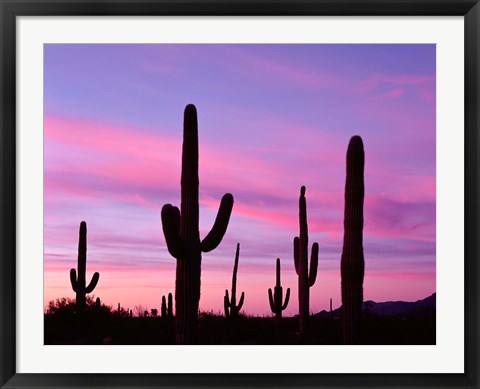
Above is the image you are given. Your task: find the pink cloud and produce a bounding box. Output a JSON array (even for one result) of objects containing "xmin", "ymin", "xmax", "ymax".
[
  {"xmin": 384, "ymin": 88, "xmax": 405, "ymax": 99},
  {"xmin": 45, "ymin": 115, "xmax": 180, "ymax": 161},
  {"xmin": 354, "ymin": 74, "xmax": 435, "ymax": 94}
]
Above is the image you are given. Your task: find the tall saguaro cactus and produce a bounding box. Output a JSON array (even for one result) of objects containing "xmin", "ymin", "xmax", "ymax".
[
  {"xmin": 161, "ymin": 104, "xmax": 234, "ymax": 344},
  {"xmin": 341, "ymin": 135, "xmax": 365, "ymax": 345},
  {"xmin": 224, "ymin": 243, "xmax": 245, "ymax": 318},
  {"xmin": 268, "ymin": 258, "xmax": 290, "ymax": 326},
  {"xmin": 293, "ymin": 186, "xmax": 319, "ymax": 336},
  {"xmin": 70, "ymin": 221, "xmax": 100, "ymax": 313}
]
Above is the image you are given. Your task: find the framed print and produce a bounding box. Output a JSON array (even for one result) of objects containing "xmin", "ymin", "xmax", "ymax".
[{"xmin": 1, "ymin": 0, "xmax": 479, "ymax": 388}]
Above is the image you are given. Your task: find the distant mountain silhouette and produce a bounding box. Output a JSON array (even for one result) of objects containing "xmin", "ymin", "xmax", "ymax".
[{"xmin": 314, "ymin": 293, "xmax": 436, "ymax": 319}]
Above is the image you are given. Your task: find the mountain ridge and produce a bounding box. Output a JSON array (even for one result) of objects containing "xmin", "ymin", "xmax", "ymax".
[{"xmin": 314, "ymin": 292, "xmax": 436, "ymax": 319}]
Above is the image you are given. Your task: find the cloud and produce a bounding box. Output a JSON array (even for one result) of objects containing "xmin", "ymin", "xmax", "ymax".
[
  {"xmin": 365, "ymin": 195, "xmax": 436, "ymax": 241},
  {"xmin": 353, "ymin": 74, "xmax": 435, "ymax": 94}
]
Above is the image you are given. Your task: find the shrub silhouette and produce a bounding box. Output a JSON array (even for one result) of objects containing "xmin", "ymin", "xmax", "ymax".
[
  {"xmin": 293, "ymin": 186, "xmax": 318, "ymax": 336},
  {"xmin": 45, "ymin": 297, "xmax": 76, "ymax": 317},
  {"xmin": 161, "ymin": 104, "xmax": 234, "ymax": 344},
  {"xmin": 70, "ymin": 221, "xmax": 100, "ymax": 314},
  {"xmin": 340, "ymin": 135, "xmax": 365, "ymax": 344},
  {"xmin": 45, "ymin": 295, "xmax": 110, "ymax": 318},
  {"xmin": 224, "ymin": 243, "xmax": 245, "ymax": 318},
  {"xmin": 268, "ymin": 258, "xmax": 290, "ymax": 327}
]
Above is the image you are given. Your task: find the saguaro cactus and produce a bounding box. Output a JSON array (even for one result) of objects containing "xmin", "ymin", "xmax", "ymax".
[
  {"xmin": 162, "ymin": 293, "xmax": 174, "ymax": 317},
  {"xmin": 168, "ymin": 292, "xmax": 173, "ymax": 317},
  {"xmin": 224, "ymin": 243, "xmax": 245, "ymax": 318},
  {"xmin": 341, "ymin": 135, "xmax": 365, "ymax": 345},
  {"xmin": 70, "ymin": 221, "xmax": 100, "ymax": 313},
  {"xmin": 268, "ymin": 258, "xmax": 290, "ymax": 326},
  {"xmin": 161, "ymin": 296, "xmax": 167, "ymax": 317},
  {"xmin": 293, "ymin": 186, "xmax": 319, "ymax": 336},
  {"xmin": 161, "ymin": 104, "xmax": 234, "ymax": 344}
]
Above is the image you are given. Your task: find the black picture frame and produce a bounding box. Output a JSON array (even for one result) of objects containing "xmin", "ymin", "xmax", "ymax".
[{"xmin": 1, "ymin": 1, "xmax": 478, "ymax": 388}]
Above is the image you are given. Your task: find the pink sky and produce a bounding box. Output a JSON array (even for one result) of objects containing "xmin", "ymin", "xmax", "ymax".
[{"xmin": 44, "ymin": 44, "xmax": 436, "ymax": 316}]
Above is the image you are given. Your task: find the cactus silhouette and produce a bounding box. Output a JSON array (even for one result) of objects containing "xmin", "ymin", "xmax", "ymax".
[
  {"xmin": 168, "ymin": 292, "xmax": 173, "ymax": 317},
  {"xmin": 161, "ymin": 296, "xmax": 167, "ymax": 317},
  {"xmin": 341, "ymin": 135, "xmax": 365, "ymax": 345},
  {"xmin": 70, "ymin": 221, "xmax": 100, "ymax": 313},
  {"xmin": 268, "ymin": 258, "xmax": 290, "ymax": 326},
  {"xmin": 162, "ymin": 293, "xmax": 174, "ymax": 317},
  {"xmin": 95, "ymin": 297, "xmax": 101, "ymax": 309},
  {"xmin": 293, "ymin": 186, "xmax": 319, "ymax": 336},
  {"xmin": 224, "ymin": 243, "xmax": 245, "ymax": 318},
  {"xmin": 161, "ymin": 104, "xmax": 234, "ymax": 344}
]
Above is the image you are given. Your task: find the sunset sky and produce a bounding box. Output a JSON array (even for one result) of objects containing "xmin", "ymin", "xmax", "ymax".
[{"xmin": 44, "ymin": 44, "xmax": 436, "ymax": 316}]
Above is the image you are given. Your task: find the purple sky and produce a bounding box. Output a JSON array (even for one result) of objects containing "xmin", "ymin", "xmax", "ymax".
[{"xmin": 44, "ymin": 44, "xmax": 436, "ymax": 316}]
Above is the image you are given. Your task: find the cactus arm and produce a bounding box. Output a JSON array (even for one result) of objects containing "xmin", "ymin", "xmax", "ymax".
[
  {"xmin": 224, "ymin": 290, "xmax": 230, "ymax": 317},
  {"xmin": 308, "ymin": 242, "xmax": 319, "ymax": 287},
  {"xmin": 85, "ymin": 272, "xmax": 100, "ymax": 293},
  {"xmin": 268, "ymin": 288, "xmax": 276, "ymax": 312},
  {"xmin": 70, "ymin": 269, "xmax": 78, "ymax": 292},
  {"xmin": 237, "ymin": 291, "xmax": 245, "ymax": 311},
  {"xmin": 293, "ymin": 237, "xmax": 299, "ymax": 275},
  {"xmin": 161, "ymin": 204, "xmax": 184, "ymax": 258},
  {"xmin": 201, "ymin": 193, "xmax": 234, "ymax": 252},
  {"xmin": 282, "ymin": 288, "xmax": 291, "ymax": 311},
  {"xmin": 224, "ymin": 289, "xmax": 231, "ymax": 307}
]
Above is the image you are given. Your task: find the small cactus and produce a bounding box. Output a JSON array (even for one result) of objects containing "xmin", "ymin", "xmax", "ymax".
[
  {"xmin": 70, "ymin": 221, "xmax": 100, "ymax": 313},
  {"xmin": 161, "ymin": 296, "xmax": 167, "ymax": 317},
  {"xmin": 95, "ymin": 297, "xmax": 101, "ymax": 309},
  {"xmin": 162, "ymin": 293, "xmax": 174, "ymax": 317},
  {"xmin": 161, "ymin": 104, "xmax": 234, "ymax": 344},
  {"xmin": 293, "ymin": 186, "xmax": 319, "ymax": 336},
  {"xmin": 224, "ymin": 243, "xmax": 245, "ymax": 318},
  {"xmin": 268, "ymin": 258, "xmax": 290, "ymax": 327},
  {"xmin": 341, "ymin": 135, "xmax": 365, "ymax": 345}
]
